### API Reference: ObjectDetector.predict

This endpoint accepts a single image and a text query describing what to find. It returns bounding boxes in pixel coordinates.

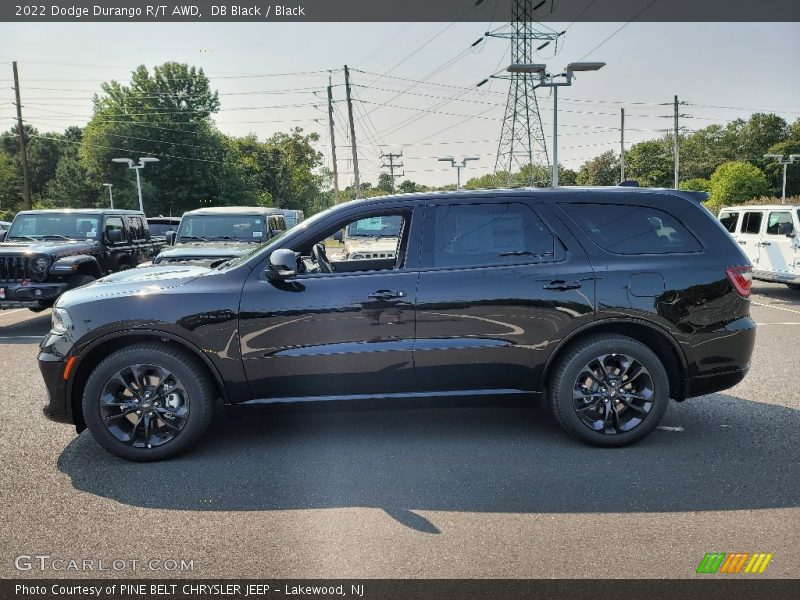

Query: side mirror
[266,248,297,280]
[0,231,6,242]
[106,229,123,243]
[165,231,177,245]
[778,222,794,236]
[333,230,343,243]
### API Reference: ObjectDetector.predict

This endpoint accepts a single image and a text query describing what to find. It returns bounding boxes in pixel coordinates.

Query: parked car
[330,214,402,260]
[718,205,799,290]
[1,209,164,311]
[280,209,305,229]
[146,216,182,238]
[40,187,755,461]
[152,207,286,266]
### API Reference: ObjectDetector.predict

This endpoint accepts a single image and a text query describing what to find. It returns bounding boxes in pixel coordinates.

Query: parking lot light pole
[764,154,800,204]
[112,157,160,214]
[102,183,114,209]
[438,157,480,190]
[507,62,605,188]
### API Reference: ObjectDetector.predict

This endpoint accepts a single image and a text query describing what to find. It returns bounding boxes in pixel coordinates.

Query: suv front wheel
[549,334,670,447]
[82,344,215,461]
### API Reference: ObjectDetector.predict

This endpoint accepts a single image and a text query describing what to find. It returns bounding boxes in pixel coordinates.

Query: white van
[718,205,800,290]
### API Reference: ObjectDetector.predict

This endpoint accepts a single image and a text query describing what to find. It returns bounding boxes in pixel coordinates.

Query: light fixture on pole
[102,183,114,209]
[764,154,800,204]
[112,157,160,213]
[438,157,480,190]
[507,61,605,187]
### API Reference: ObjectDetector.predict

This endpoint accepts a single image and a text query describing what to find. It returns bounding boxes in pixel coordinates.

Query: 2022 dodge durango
[39,187,756,461]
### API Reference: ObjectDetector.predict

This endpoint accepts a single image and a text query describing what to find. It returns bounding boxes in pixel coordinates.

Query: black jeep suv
[39,188,756,461]
[1,209,163,311]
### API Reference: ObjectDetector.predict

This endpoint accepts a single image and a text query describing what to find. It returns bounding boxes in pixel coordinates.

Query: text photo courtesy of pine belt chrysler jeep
[0,209,163,311]
[38,188,755,461]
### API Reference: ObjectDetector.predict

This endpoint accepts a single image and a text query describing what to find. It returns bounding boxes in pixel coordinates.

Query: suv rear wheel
[549,334,670,447]
[82,344,215,461]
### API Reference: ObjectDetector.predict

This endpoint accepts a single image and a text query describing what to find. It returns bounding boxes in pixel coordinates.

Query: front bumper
[38,336,74,426]
[0,281,67,306]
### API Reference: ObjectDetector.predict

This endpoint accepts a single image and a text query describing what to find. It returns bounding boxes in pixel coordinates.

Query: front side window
[766,212,793,235]
[560,203,702,254]
[8,214,100,240]
[424,203,556,268]
[719,211,739,233]
[741,212,763,235]
[178,215,267,241]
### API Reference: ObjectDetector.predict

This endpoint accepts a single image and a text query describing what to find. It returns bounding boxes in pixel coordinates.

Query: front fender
[50,255,102,277]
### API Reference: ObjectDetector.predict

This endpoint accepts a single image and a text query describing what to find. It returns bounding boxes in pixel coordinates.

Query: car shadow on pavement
[58,393,800,532]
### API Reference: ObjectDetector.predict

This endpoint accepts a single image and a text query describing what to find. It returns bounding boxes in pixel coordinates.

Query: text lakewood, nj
[18,4,308,19]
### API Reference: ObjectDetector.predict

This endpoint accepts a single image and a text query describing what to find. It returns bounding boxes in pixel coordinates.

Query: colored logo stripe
[697,553,773,574]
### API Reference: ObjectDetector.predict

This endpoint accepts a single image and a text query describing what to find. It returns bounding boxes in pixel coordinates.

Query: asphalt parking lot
[1,282,798,579]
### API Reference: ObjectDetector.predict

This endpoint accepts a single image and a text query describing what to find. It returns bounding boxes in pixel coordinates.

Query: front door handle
[368,290,406,300]
[543,280,582,291]
[760,241,772,246]
[737,240,747,245]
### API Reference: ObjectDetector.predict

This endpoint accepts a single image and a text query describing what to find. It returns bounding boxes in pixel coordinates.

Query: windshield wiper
[178,235,208,242]
[210,236,242,241]
[41,234,71,240]
[7,235,37,241]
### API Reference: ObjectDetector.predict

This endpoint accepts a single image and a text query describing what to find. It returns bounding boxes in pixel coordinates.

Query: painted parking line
[0,335,43,340]
[0,309,27,318]
[752,302,800,316]
[755,322,800,325]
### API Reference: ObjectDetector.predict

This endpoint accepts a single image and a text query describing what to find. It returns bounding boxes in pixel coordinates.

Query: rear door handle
[737,241,747,245]
[368,290,406,300]
[760,241,771,246]
[543,280,582,291]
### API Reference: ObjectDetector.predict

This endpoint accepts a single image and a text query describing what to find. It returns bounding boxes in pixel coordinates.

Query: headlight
[50,307,73,335]
[30,255,50,273]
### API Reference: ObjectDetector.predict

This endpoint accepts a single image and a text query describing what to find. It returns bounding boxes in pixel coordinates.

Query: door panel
[737,210,764,266]
[413,200,595,394]
[762,211,795,274]
[239,270,417,399]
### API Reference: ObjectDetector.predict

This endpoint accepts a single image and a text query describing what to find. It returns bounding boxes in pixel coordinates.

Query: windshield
[347,215,402,238]
[148,221,179,237]
[7,213,100,240]
[177,215,267,241]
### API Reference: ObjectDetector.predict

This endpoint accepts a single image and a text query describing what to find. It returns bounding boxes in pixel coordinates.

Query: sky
[0,21,798,188]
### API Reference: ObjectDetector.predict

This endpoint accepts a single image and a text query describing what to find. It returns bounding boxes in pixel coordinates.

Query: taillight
[726,266,752,298]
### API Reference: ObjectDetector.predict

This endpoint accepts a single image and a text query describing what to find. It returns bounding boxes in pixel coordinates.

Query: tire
[82,343,215,461]
[786,283,800,291]
[549,334,670,447]
[66,274,96,290]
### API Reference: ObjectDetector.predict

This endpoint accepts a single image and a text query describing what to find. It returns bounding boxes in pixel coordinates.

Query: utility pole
[620,108,626,182]
[326,77,340,204]
[380,152,404,193]
[343,65,361,199]
[673,95,680,189]
[12,61,32,210]
[103,183,114,209]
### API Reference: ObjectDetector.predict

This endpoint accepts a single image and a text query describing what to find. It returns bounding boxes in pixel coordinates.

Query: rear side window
[424,202,556,268]
[560,203,702,254]
[766,212,792,235]
[719,212,739,233]
[741,212,763,234]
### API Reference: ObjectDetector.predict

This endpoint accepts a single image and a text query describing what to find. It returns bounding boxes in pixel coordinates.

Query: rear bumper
[683,316,756,399]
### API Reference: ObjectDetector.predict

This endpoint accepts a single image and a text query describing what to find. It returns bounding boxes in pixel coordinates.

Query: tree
[576,151,620,186]
[46,128,101,208]
[398,179,420,194]
[625,139,672,187]
[377,173,394,194]
[80,62,226,216]
[0,149,20,219]
[708,161,769,213]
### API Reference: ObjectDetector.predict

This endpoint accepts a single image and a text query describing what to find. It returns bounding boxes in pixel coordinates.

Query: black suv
[152,206,286,266]
[1,209,163,311]
[39,188,756,461]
